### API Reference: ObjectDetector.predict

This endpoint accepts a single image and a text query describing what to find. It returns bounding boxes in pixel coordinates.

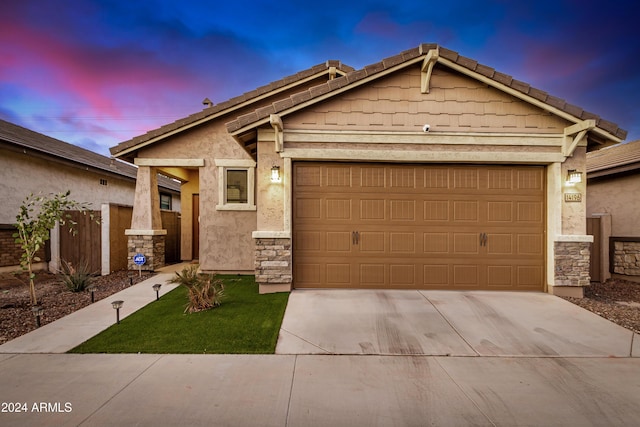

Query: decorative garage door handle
[352,231,360,245]
[480,233,488,247]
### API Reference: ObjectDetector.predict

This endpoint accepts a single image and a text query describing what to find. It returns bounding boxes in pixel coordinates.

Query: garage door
[293,162,545,291]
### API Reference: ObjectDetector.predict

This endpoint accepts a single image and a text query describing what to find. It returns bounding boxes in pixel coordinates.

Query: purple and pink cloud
[1,0,638,155]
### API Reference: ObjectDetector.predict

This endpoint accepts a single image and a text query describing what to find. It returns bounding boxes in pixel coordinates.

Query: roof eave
[111,67,349,159]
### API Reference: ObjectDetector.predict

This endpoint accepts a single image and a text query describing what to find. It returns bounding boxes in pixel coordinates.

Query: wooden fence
[59,205,181,274]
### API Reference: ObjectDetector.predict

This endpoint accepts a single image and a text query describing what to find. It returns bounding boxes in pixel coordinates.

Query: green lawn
[69,275,290,354]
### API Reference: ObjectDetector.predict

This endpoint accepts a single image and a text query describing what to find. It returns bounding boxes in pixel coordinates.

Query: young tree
[13,191,94,306]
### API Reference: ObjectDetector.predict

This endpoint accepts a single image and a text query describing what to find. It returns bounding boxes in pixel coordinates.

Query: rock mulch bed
[0,270,154,345]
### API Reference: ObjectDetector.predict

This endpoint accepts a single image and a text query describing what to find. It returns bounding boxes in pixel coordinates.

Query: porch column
[125,165,166,271]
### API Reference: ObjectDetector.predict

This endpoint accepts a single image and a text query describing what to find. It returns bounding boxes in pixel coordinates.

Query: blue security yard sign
[133,253,146,265]
[133,253,146,279]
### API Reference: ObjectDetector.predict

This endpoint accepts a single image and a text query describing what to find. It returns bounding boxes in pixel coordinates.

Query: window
[160,193,172,210]
[216,159,256,210]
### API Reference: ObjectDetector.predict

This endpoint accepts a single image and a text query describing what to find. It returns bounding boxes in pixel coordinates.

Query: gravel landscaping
[1,271,639,346]
[0,270,154,345]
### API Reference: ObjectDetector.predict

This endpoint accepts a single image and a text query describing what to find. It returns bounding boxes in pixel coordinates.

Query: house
[110,43,627,297]
[587,139,640,281]
[0,119,181,274]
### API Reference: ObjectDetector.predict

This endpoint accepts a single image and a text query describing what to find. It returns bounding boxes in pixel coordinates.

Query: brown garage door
[293,162,545,291]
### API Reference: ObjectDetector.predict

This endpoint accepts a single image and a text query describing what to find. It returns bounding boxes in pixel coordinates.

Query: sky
[1,0,639,157]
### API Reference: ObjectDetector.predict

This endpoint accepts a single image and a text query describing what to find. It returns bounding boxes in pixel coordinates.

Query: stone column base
[554,240,590,288]
[127,233,166,271]
[255,237,292,293]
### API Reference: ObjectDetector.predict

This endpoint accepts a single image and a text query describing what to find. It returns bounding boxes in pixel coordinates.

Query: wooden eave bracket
[421,48,440,94]
[563,119,596,157]
[270,114,284,152]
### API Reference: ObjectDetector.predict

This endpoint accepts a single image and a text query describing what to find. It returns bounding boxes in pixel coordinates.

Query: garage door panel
[453,201,479,222]
[360,264,386,286]
[295,197,321,219]
[423,265,449,286]
[390,233,416,253]
[359,232,385,252]
[360,199,385,220]
[293,163,545,291]
[453,233,480,254]
[390,264,415,286]
[486,233,513,255]
[423,200,450,221]
[326,199,352,220]
[390,200,416,221]
[453,265,480,287]
[424,233,449,253]
[326,232,352,252]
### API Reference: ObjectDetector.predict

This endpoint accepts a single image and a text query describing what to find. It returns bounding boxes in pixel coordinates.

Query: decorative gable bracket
[270,114,284,152]
[563,119,596,157]
[421,48,440,94]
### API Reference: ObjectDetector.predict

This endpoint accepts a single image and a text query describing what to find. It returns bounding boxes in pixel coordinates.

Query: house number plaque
[564,193,582,202]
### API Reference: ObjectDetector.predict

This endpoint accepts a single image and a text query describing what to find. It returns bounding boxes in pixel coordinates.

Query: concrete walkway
[1,284,640,426]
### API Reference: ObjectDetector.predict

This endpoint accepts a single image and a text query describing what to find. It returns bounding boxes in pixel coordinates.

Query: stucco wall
[0,148,136,224]
[137,123,257,272]
[587,173,640,236]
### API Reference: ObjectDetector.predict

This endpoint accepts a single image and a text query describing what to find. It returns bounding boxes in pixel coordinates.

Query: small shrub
[169,265,224,313]
[59,259,93,292]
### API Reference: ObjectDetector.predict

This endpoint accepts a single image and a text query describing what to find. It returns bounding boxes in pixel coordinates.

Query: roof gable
[110,60,354,159]
[226,44,626,145]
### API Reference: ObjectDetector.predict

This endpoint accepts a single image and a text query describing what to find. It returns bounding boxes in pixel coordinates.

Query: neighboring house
[0,119,181,274]
[110,43,627,297]
[587,139,640,281]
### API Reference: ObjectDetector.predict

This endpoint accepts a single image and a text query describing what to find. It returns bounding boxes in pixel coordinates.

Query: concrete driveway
[276,290,639,357]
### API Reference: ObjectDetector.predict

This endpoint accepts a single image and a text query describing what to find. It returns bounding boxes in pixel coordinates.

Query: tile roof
[110,60,354,156]
[0,119,180,192]
[226,43,627,141]
[587,139,640,178]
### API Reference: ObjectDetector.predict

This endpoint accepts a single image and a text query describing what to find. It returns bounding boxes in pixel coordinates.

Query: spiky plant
[169,265,224,313]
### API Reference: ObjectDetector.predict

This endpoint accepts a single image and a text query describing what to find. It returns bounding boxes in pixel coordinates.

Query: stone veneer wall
[554,241,591,287]
[127,235,165,271]
[613,240,640,276]
[255,238,292,286]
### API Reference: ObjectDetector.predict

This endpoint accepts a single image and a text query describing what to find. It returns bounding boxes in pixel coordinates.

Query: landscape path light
[111,300,124,324]
[152,283,162,301]
[32,305,43,328]
[87,284,96,303]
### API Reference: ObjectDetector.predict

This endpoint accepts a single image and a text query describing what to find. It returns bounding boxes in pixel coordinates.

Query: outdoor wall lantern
[152,283,162,301]
[87,284,96,303]
[111,300,124,324]
[566,169,583,185]
[271,165,282,183]
[32,305,43,328]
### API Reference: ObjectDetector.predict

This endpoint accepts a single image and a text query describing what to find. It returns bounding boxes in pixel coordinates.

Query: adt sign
[133,253,146,266]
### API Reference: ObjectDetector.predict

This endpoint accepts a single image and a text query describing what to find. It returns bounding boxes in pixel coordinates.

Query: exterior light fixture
[32,305,43,328]
[128,272,134,286]
[271,165,281,183]
[111,300,124,324]
[566,170,583,185]
[152,283,162,301]
[87,284,96,303]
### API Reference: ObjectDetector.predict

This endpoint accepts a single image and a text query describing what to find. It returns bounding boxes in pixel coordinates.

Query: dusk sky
[1,0,638,156]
